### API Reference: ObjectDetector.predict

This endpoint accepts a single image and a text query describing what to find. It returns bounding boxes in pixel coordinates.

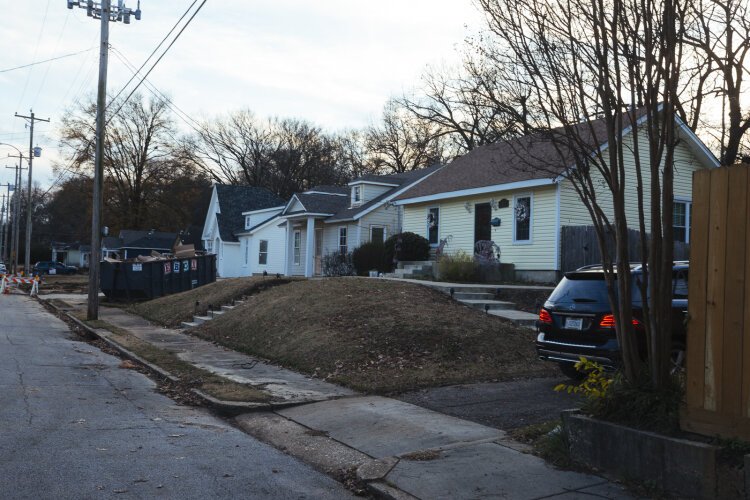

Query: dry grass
[192,277,554,393]
[75,312,270,403]
[128,276,295,327]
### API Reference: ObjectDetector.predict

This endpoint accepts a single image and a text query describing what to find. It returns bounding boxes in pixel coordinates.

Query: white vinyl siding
[558,129,708,231]
[402,185,558,271]
[357,205,400,245]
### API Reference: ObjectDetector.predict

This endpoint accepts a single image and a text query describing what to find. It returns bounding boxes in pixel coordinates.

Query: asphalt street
[0,294,351,499]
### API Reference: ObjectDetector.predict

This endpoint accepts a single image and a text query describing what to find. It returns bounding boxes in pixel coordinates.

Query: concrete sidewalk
[43,294,633,499]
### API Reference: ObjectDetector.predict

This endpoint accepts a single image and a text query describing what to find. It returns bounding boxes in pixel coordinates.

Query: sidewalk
[44,293,633,499]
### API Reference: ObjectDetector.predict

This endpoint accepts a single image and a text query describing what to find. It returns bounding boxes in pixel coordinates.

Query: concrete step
[459,300,515,311]
[192,315,212,325]
[210,310,225,318]
[221,304,236,312]
[397,261,434,268]
[180,321,199,329]
[488,309,539,327]
[453,292,496,300]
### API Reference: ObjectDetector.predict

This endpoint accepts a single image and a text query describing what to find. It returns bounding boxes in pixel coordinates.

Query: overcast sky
[0,0,482,189]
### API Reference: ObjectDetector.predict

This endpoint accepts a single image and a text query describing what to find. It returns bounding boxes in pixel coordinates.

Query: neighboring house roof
[306,185,349,195]
[214,185,285,243]
[289,192,350,215]
[119,230,178,250]
[394,111,718,204]
[236,214,281,235]
[327,165,443,222]
[102,236,124,249]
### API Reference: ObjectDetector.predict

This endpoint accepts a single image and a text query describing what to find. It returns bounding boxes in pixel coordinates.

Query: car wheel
[559,362,585,381]
[670,341,686,376]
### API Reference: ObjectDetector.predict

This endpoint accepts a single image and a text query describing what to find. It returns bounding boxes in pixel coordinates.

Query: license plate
[565,317,583,330]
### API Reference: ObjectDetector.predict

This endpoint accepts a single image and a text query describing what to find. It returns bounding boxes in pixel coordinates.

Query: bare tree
[682,0,750,165]
[399,59,534,155]
[476,0,684,387]
[366,99,447,174]
[59,94,177,229]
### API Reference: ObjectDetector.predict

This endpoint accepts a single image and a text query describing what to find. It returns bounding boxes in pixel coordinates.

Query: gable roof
[214,185,284,242]
[394,111,719,204]
[284,192,349,216]
[327,165,443,222]
[119,230,178,251]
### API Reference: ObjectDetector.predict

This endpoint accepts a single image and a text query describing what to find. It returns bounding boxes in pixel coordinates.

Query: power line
[106,0,207,124]
[107,0,200,107]
[0,47,96,74]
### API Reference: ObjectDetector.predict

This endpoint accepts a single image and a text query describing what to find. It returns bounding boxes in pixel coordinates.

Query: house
[201,184,284,277]
[118,230,180,259]
[392,115,720,282]
[50,242,90,268]
[280,167,441,277]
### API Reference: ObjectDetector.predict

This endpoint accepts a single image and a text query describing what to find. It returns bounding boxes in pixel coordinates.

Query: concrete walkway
[42,293,633,499]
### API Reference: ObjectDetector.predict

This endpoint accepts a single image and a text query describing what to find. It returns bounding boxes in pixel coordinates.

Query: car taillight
[539,309,552,324]
[598,314,641,328]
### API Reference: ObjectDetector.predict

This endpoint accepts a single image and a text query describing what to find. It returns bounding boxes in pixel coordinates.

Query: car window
[673,269,688,299]
[548,276,611,305]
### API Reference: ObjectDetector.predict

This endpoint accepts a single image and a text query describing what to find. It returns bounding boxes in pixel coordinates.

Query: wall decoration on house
[464,201,472,213]
[490,198,498,210]
[427,212,437,228]
[515,199,529,222]
[491,217,502,227]
[498,198,510,209]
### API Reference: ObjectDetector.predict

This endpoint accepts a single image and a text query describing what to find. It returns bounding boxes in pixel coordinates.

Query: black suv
[535,262,688,379]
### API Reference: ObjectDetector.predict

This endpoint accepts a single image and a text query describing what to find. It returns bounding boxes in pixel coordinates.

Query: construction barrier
[0,275,40,297]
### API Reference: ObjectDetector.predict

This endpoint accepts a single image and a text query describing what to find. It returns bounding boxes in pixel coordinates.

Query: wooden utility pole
[69,0,141,320]
[15,111,49,275]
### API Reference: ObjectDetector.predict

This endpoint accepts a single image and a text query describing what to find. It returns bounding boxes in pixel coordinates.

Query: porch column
[304,217,315,277]
[284,220,292,276]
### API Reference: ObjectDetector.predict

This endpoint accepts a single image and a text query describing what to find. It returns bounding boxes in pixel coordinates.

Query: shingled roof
[214,185,284,242]
[393,113,645,202]
[285,192,349,216]
[328,165,442,222]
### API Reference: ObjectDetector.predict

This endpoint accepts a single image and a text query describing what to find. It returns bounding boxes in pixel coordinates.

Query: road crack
[14,357,33,426]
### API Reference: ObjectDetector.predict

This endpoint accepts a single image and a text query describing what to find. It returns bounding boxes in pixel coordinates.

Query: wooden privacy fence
[682,165,750,439]
[560,225,690,273]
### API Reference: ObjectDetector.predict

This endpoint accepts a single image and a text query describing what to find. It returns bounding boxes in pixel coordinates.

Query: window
[245,216,251,229]
[513,195,532,243]
[353,186,362,204]
[244,240,249,265]
[293,231,301,265]
[673,201,691,243]
[371,226,385,244]
[427,207,439,245]
[206,240,212,252]
[259,240,268,265]
[339,226,348,254]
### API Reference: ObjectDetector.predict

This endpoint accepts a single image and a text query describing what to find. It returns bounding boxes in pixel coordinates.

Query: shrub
[322,251,355,276]
[438,250,478,282]
[352,241,388,276]
[384,232,430,269]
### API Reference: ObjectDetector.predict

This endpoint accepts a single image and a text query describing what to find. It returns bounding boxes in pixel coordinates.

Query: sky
[0,0,483,191]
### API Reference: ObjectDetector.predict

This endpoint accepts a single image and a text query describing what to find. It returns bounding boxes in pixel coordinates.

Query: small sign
[190,259,197,271]
[182,260,189,272]
[173,261,180,273]
[49,268,57,275]
[191,279,198,288]
[132,263,143,272]
[164,262,171,274]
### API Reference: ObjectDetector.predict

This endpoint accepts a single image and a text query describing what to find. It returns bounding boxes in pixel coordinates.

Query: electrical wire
[107,0,200,107]
[106,0,207,124]
[0,47,96,74]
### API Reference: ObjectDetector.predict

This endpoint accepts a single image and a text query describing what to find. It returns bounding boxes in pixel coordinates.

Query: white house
[201,184,284,277]
[235,205,286,276]
[281,167,441,277]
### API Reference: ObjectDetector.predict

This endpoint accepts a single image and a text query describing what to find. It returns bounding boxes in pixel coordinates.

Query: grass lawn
[191,277,554,393]
[128,276,293,327]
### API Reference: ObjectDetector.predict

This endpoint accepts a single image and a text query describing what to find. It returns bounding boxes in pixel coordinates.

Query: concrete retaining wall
[562,411,722,499]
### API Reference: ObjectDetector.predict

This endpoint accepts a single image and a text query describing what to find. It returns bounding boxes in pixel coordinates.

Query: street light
[69,0,142,320]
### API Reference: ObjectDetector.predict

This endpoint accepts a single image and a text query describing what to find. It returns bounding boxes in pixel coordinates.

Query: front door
[474,203,492,245]
[314,228,323,275]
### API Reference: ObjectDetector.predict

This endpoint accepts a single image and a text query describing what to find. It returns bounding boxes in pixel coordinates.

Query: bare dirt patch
[38,274,89,294]
[191,277,554,393]
[128,276,295,327]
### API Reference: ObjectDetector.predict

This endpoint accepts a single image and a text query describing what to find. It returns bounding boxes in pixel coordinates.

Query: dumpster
[100,254,216,300]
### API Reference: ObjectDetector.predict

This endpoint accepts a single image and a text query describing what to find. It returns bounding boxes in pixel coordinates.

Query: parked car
[33,261,77,275]
[535,262,688,379]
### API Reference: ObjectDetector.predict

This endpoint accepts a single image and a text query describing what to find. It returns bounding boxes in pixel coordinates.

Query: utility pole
[69,0,142,320]
[6,158,27,275]
[15,111,49,275]
[0,191,6,263]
